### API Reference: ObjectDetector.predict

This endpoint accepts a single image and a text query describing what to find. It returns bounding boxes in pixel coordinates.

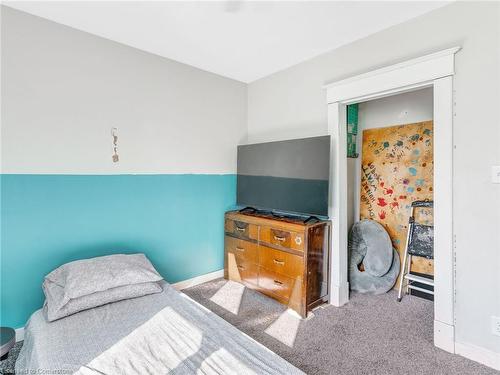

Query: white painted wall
[248,1,500,357]
[346,88,433,230]
[357,88,433,130]
[1,6,247,175]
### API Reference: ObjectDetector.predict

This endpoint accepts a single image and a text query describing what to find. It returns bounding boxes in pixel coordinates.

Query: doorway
[349,88,434,299]
[324,47,460,353]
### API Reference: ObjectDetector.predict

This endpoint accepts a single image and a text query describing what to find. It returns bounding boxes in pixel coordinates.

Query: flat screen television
[237,135,330,217]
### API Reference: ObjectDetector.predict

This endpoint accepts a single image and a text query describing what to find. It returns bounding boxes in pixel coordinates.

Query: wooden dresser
[224,211,330,318]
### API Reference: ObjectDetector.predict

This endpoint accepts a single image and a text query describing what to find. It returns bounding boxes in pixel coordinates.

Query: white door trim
[324,46,461,353]
[324,47,460,103]
[327,102,350,306]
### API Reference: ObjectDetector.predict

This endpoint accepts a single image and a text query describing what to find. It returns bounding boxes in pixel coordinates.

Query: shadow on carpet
[183,278,498,375]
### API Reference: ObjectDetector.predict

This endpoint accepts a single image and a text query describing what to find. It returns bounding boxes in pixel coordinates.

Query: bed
[16,258,303,374]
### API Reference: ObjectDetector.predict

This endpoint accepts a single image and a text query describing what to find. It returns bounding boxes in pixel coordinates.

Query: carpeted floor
[2,278,497,375]
[183,278,498,375]
[0,341,22,374]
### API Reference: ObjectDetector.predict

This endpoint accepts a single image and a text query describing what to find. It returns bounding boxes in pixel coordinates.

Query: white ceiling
[5,1,449,83]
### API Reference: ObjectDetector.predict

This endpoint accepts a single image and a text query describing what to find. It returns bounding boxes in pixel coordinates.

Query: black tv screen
[237,135,330,217]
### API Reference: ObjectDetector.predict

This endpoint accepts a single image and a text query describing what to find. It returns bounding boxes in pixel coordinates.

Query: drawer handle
[273,259,285,266]
[237,265,245,270]
[235,247,245,252]
[273,235,286,242]
[273,280,283,286]
[235,226,246,232]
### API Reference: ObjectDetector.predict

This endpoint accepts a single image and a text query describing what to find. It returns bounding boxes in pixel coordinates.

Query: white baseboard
[455,341,500,371]
[15,327,24,342]
[172,269,224,291]
[329,282,349,307]
[434,320,455,353]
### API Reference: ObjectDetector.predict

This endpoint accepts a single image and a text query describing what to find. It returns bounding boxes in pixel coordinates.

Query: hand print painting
[360,121,434,277]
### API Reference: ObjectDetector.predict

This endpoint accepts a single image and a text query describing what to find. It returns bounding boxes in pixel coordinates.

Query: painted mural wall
[359,121,434,277]
[348,88,433,231]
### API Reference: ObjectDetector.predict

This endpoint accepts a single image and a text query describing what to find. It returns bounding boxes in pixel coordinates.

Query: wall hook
[111,127,119,163]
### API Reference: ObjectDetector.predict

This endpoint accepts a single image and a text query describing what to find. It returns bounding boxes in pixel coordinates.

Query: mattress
[16,281,303,374]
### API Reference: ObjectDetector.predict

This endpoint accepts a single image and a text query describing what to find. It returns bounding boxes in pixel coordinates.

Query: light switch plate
[492,166,500,184]
[492,316,500,336]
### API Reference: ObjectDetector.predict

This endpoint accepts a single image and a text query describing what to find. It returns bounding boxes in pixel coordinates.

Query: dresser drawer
[259,245,304,279]
[260,226,304,251]
[225,236,258,263]
[225,219,258,240]
[258,268,295,301]
[226,253,258,285]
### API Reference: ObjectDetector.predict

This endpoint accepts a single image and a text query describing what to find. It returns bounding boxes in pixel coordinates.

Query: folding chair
[397,200,434,302]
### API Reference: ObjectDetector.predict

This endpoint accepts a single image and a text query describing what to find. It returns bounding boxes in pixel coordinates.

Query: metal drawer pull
[273,259,285,266]
[235,226,246,232]
[273,235,286,242]
[273,280,283,286]
[237,265,245,270]
[235,247,245,252]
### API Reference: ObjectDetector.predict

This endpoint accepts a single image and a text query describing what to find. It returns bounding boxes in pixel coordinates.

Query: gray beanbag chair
[349,219,400,295]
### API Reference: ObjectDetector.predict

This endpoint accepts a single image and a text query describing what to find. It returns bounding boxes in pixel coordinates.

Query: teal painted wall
[0,174,236,328]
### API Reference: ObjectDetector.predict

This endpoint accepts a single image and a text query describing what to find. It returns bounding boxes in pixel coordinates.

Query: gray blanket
[16,281,303,375]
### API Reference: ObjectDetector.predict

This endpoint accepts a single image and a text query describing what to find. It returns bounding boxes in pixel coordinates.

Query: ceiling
[5,1,449,83]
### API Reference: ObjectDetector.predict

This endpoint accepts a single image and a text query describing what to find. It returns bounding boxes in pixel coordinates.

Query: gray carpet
[183,278,498,375]
[0,341,22,374]
[2,279,497,375]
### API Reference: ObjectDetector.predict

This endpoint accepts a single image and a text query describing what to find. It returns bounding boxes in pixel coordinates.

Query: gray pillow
[45,253,163,304]
[348,220,400,295]
[42,253,164,321]
[350,219,393,277]
[43,279,163,322]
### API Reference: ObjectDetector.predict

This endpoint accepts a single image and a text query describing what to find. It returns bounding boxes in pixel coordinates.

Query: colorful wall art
[360,121,434,278]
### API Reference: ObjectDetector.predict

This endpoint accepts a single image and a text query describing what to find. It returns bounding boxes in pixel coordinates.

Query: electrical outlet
[492,316,500,337]
[492,166,500,184]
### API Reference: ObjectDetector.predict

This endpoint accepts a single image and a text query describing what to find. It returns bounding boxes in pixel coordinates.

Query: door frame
[324,47,460,353]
